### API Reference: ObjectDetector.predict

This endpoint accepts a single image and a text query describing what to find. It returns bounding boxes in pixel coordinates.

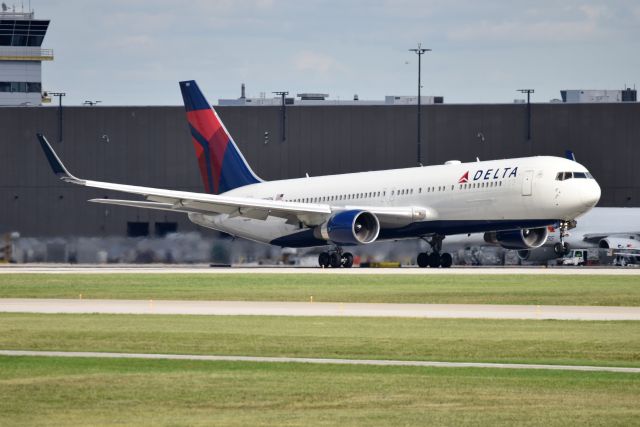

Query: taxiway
[0,265,639,275]
[2,298,639,320]
[1,350,637,373]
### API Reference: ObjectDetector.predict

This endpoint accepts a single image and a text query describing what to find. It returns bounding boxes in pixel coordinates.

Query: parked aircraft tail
[179,80,262,194]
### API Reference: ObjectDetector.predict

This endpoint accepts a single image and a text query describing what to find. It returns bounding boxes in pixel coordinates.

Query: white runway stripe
[2,298,640,320]
[1,350,638,373]
[1,265,639,275]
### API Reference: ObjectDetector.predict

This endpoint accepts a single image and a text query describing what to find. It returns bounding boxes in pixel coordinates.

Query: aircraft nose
[582,179,601,208]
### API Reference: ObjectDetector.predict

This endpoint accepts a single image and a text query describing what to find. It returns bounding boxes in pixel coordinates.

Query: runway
[2,298,639,320]
[1,350,637,373]
[1,264,639,275]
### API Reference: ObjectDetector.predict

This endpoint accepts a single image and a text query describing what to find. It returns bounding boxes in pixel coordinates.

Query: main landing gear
[417,235,452,268]
[554,220,577,257]
[318,248,354,268]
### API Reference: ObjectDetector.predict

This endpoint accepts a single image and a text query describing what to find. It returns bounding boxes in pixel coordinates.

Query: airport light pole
[273,91,288,142]
[518,89,534,141]
[49,92,66,143]
[409,43,431,166]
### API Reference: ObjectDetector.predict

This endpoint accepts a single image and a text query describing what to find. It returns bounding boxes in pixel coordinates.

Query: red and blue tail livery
[179,80,261,194]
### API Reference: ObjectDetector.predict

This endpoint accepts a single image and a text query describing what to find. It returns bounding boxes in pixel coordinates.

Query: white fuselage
[188,156,601,247]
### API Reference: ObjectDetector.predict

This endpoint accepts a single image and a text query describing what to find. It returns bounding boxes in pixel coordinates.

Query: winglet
[36,133,83,183]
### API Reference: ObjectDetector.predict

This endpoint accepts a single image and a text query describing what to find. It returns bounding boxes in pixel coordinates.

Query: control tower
[0,5,52,106]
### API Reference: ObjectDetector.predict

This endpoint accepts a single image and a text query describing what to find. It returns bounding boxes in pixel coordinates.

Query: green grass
[1,356,639,426]
[2,313,639,367]
[1,273,640,305]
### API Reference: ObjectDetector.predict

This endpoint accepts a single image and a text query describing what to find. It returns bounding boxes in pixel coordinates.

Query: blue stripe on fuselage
[270,219,558,248]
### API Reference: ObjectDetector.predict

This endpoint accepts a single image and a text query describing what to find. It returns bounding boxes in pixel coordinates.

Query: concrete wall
[1,102,638,237]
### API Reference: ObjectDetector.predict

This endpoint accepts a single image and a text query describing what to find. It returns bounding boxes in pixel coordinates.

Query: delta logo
[458,167,518,183]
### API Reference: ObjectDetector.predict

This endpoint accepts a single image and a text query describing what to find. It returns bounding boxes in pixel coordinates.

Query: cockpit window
[556,171,593,181]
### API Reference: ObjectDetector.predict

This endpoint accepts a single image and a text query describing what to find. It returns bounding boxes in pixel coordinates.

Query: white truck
[558,249,598,266]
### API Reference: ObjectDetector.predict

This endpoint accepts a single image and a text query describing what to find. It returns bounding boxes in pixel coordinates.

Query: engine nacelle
[315,210,380,245]
[484,227,549,250]
[599,237,639,250]
[517,246,559,263]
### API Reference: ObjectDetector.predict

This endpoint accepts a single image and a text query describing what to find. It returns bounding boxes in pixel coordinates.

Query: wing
[582,233,640,244]
[37,134,434,227]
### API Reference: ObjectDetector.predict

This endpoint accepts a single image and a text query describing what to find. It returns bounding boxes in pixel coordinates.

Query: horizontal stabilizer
[89,199,174,210]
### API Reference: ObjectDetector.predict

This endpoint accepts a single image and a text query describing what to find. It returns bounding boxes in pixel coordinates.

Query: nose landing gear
[554,220,577,256]
[417,235,452,268]
[318,248,354,268]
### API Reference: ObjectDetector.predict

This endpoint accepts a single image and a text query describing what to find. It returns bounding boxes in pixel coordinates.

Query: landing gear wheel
[329,252,342,268]
[440,252,453,268]
[428,252,441,268]
[318,252,330,268]
[342,252,354,268]
[554,242,569,256]
[417,252,429,268]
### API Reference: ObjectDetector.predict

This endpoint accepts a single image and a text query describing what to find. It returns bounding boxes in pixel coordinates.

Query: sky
[25,0,640,105]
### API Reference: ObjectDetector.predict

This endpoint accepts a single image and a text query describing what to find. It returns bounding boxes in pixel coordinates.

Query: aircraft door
[522,170,533,196]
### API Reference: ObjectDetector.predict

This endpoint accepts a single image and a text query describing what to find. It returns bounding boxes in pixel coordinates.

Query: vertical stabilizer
[179,80,262,194]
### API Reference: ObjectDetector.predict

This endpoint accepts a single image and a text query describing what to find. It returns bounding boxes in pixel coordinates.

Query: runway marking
[2,298,640,320]
[1,350,638,373]
[1,265,639,275]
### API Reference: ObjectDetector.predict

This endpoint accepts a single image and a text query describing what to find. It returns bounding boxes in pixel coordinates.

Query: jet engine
[484,227,549,250]
[315,210,380,245]
[517,246,559,263]
[598,237,639,250]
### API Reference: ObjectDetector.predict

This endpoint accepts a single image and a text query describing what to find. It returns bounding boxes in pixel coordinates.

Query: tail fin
[179,80,262,194]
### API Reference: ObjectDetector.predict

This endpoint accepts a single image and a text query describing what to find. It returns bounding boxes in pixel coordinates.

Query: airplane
[36,80,602,268]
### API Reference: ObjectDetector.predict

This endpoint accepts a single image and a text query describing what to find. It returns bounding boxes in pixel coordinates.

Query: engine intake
[599,237,638,249]
[484,227,549,250]
[316,210,380,245]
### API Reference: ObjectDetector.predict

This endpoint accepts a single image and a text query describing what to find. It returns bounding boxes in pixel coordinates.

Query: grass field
[2,274,639,425]
[2,313,639,367]
[1,356,639,426]
[1,273,640,305]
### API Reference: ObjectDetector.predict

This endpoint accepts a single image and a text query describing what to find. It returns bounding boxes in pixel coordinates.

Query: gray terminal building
[1,100,639,238]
